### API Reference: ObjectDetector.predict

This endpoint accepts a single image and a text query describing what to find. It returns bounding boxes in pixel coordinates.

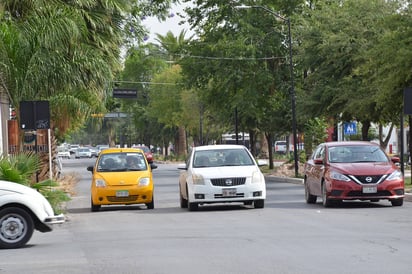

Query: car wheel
[0,207,34,249]
[188,202,198,211]
[390,198,403,207]
[179,186,188,208]
[254,199,265,209]
[304,179,317,204]
[321,182,332,208]
[146,195,154,209]
[91,199,101,212]
[186,185,198,211]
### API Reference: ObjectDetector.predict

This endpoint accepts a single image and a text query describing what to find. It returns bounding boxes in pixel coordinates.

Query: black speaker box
[19,101,50,130]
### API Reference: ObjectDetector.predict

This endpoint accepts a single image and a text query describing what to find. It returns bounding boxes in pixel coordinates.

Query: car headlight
[139,177,150,186]
[251,171,263,184]
[192,174,205,185]
[387,170,403,181]
[95,179,106,187]
[330,171,351,182]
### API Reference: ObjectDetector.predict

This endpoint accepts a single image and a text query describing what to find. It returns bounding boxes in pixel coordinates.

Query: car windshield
[193,148,254,168]
[328,145,389,163]
[97,152,147,171]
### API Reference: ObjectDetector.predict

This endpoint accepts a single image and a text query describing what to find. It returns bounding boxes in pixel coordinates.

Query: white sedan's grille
[210,177,246,186]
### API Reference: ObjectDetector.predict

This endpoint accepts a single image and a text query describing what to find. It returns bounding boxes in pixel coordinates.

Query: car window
[313,145,325,160]
[97,152,147,171]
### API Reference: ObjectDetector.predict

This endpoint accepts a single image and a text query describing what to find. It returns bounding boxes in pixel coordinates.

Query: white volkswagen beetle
[0,181,65,249]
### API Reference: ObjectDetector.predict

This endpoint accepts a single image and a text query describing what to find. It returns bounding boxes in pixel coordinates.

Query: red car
[304,141,404,207]
[134,146,154,163]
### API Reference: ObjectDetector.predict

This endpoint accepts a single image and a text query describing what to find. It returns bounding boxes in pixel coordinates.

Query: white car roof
[192,144,248,151]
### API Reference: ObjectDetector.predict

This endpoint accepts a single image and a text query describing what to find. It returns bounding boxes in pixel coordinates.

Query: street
[1,158,412,274]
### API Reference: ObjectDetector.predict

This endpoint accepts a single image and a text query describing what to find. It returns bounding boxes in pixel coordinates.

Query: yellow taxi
[87,148,157,211]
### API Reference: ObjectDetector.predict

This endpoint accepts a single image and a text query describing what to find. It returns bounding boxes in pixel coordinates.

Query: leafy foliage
[0,152,70,213]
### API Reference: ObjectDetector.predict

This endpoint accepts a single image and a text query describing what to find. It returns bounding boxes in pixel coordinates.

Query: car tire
[179,186,188,208]
[91,199,101,212]
[188,202,198,211]
[254,199,265,209]
[321,182,332,208]
[0,207,34,249]
[186,185,198,211]
[390,198,403,207]
[146,195,154,209]
[305,180,317,204]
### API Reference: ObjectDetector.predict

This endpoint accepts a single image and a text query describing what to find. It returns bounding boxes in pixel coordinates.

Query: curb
[264,175,412,202]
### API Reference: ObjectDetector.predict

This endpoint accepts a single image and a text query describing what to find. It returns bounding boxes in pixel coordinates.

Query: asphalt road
[1,158,411,274]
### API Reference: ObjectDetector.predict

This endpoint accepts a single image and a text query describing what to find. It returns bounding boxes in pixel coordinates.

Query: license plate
[222,188,237,197]
[116,190,129,197]
[362,186,377,193]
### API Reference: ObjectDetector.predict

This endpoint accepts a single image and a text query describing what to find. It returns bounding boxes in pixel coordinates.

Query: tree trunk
[265,132,274,169]
[177,126,187,157]
[361,120,371,141]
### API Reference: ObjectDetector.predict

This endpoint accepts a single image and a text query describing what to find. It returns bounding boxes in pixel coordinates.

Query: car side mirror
[313,158,324,165]
[87,166,94,172]
[150,163,158,170]
[256,159,268,167]
[177,163,188,170]
[391,156,400,163]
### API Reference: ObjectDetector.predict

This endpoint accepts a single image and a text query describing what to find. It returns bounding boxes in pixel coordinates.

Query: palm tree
[0,1,125,179]
[155,30,192,156]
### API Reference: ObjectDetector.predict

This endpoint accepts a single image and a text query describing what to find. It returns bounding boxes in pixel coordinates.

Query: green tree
[180,0,302,169]
[0,0,177,177]
[296,0,403,141]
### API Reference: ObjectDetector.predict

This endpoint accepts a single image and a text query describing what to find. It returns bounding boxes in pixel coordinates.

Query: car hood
[194,165,261,178]
[330,162,397,175]
[96,171,151,186]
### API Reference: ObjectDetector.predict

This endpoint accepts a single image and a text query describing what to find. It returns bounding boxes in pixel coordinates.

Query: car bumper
[92,186,153,205]
[327,180,404,200]
[188,184,266,203]
[37,214,65,232]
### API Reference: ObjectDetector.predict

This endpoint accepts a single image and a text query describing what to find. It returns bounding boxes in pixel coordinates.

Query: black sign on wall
[113,88,138,99]
[404,87,412,115]
[20,101,50,130]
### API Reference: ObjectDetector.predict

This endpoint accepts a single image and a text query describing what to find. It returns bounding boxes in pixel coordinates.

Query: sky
[142,2,194,44]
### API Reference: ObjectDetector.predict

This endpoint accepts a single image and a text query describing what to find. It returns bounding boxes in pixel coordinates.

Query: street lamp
[235,5,299,177]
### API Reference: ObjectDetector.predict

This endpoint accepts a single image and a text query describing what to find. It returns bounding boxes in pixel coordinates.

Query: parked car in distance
[274,141,287,154]
[68,144,80,155]
[178,144,266,211]
[86,146,98,157]
[87,148,158,212]
[133,145,154,163]
[57,146,70,159]
[96,145,109,155]
[304,141,404,207]
[75,147,92,159]
[0,181,65,249]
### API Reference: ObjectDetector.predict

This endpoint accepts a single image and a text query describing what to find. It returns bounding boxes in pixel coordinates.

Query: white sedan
[178,144,266,211]
[0,181,65,248]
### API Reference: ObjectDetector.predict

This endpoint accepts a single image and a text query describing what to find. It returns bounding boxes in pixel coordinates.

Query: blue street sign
[344,122,357,135]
